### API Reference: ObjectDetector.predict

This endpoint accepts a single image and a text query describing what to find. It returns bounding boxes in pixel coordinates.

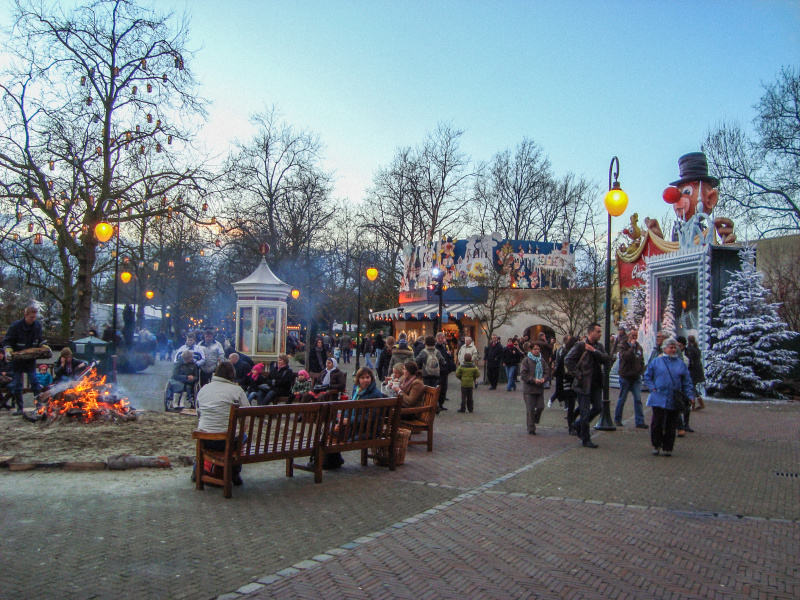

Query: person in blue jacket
[643,337,695,457]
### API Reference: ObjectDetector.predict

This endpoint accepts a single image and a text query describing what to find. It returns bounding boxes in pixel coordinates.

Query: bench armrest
[192,431,228,441]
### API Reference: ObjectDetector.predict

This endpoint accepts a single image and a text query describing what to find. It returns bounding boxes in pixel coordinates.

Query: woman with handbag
[643,337,695,457]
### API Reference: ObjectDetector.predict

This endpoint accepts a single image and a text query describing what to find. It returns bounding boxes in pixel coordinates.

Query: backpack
[423,348,440,377]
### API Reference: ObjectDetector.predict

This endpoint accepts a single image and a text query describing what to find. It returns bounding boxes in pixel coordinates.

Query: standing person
[412,336,425,357]
[199,329,225,387]
[373,333,385,369]
[536,332,553,368]
[193,361,250,486]
[457,336,478,367]
[643,337,695,457]
[307,338,328,380]
[339,334,352,364]
[519,342,551,434]
[502,338,524,392]
[415,335,445,388]
[435,332,455,411]
[675,336,695,435]
[483,334,504,390]
[173,332,206,370]
[614,329,648,428]
[2,306,45,415]
[648,331,668,364]
[552,336,579,433]
[377,336,394,382]
[388,337,414,372]
[686,335,706,411]
[564,323,610,449]
[362,336,375,369]
[454,353,480,413]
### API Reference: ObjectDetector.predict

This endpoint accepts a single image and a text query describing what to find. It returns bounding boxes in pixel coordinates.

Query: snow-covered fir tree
[706,245,799,398]
[620,281,648,332]
[660,285,677,338]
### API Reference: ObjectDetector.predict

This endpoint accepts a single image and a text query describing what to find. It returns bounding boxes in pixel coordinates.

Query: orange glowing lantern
[120,271,132,283]
[366,266,379,281]
[145,290,154,300]
[604,182,628,217]
[94,221,114,242]
[291,289,300,300]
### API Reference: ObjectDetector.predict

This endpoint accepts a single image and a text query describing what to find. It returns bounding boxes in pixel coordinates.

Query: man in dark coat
[483,334,504,390]
[614,329,647,428]
[228,353,253,390]
[2,306,45,415]
[435,332,455,410]
[564,323,610,448]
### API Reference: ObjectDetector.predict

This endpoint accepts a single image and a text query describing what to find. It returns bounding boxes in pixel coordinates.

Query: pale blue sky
[13,1,800,232]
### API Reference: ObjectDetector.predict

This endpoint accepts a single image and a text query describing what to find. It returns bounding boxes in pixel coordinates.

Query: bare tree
[703,67,800,237]
[0,0,212,335]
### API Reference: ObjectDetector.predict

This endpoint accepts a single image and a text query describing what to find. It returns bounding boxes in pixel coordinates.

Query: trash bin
[71,336,111,374]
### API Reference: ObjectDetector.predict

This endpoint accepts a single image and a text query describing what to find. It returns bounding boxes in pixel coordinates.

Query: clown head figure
[662,152,720,221]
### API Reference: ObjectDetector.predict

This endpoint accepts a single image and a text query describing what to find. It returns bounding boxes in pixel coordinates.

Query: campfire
[31,368,136,424]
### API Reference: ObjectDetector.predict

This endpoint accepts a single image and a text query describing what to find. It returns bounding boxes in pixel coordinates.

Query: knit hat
[398,339,408,349]
[298,369,309,379]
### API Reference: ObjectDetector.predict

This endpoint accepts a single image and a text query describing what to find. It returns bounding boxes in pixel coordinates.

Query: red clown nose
[662,186,680,204]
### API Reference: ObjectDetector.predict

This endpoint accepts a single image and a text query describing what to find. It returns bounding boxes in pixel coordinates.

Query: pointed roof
[232,258,292,298]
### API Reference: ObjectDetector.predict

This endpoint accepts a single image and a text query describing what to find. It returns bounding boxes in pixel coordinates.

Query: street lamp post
[355,255,378,372]
[95,205,121,382]
[595,156,629,431]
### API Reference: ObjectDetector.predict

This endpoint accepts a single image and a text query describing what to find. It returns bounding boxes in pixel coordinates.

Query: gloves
[4,347,12,360]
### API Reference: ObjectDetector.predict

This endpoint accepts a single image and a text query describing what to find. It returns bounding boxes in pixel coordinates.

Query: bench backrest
[227,402,328,464]
[324,397,402,453]
[418,386,440,425]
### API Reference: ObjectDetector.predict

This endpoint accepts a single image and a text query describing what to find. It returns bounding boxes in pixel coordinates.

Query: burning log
[35,368,136,424]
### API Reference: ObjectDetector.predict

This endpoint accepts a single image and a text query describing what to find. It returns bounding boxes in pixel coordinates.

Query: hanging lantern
[291,289,300,300]
[156,143,161,153]
[86,96,92,106]
[89,67,95,78]
[49,160,55,171]
[145,290,154,300]
[366,266,379,281]
[139,146,145,155]
[131,85,137,95]
[80,75,86,86]
[215,239,221,248]
[168,260,174,268]
[81,225,89,235]
[147,83,152,93]
[55,218,62,226]
[161,196,167,207]
[167,135,173,145]
[28,223,34,232]
[184,256,191,263]
[16,211,22,220]
[202,202,208,211]
[45,200,53,210]
[48,180,54,190]
[152,261,159,271]
[113,67,120,76]
[94,221,114,242]
[96,146,102,156]
[135,125,140,133]
[120,271,132,284]
[111,250,117,258]
[146,114,152,123]
[162,73,168,83]
[137,261,144,267]
[126,131,132,141]
[127,207,132,217]
[604,181,629,217]
[141,58,147,70]
[210,216,216,224]
[34,233,42,245]
[154,215,161,222]
[166,210,172,221]
[199,249,205,256]
[12,233,18,241]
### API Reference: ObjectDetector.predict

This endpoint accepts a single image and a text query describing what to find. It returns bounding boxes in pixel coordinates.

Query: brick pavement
[1,361,798,599]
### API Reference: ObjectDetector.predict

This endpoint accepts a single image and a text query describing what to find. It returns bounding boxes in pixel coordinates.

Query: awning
[370,302,478,321]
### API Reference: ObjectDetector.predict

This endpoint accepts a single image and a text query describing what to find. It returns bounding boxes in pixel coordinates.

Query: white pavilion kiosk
[232,253,292,363]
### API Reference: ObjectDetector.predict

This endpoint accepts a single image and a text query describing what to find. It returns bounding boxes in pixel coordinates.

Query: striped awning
[369,302,478,321]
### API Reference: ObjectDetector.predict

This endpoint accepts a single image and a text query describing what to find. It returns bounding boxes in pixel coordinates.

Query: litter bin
[71,336,111,374]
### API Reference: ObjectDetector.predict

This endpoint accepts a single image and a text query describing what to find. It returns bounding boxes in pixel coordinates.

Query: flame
[37,368,131,423]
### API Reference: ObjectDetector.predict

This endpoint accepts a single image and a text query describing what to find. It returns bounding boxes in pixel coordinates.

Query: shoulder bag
[663,358,692,412]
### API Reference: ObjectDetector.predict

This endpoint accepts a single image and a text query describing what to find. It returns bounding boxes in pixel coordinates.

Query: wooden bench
[318,397,403,472]
[193,396,403,498]
[400,385,440,452]
[193,401,329,498]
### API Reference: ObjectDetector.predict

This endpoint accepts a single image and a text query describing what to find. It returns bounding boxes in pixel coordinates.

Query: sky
[10,0,800,236]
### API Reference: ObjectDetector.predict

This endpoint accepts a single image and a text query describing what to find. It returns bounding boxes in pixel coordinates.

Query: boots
[12,393,24,415]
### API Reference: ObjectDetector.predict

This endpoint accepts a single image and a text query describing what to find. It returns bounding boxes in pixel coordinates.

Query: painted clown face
[667,181,719,221]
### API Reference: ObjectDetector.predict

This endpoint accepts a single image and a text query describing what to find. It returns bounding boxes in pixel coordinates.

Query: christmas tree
[660,285,677,338]
[706,245,799,398]
[620,280,648,332]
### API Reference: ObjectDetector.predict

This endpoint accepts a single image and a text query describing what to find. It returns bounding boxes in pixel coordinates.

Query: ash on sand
[0,411,197,463]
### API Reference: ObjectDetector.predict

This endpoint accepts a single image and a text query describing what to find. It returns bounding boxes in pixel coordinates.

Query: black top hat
[669,152,719,188]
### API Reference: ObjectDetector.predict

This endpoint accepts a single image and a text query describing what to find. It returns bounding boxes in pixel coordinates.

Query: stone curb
[2,456,173,471]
